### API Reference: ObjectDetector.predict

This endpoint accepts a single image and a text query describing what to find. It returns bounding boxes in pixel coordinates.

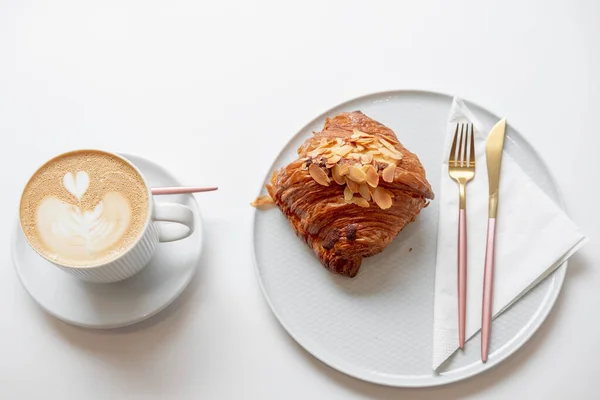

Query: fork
[448,123,475,349]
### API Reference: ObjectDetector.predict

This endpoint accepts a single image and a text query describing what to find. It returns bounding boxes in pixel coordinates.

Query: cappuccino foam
[20,150,149,267]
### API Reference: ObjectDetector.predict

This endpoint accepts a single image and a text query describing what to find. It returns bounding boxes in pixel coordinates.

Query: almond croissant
[261,111,434,277]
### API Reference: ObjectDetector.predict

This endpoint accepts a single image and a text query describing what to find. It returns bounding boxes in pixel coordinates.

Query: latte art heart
[63,171,90,200]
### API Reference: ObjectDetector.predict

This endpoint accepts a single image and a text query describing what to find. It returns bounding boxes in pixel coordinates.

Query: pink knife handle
[458,209,467,349]
[481,218,497,363]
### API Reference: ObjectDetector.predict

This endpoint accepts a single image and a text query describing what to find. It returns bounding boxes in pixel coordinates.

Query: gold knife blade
[486,118,507,218]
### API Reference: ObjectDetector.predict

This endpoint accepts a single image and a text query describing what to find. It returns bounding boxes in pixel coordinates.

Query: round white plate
[12,153,203,329]
[252,90,566,387]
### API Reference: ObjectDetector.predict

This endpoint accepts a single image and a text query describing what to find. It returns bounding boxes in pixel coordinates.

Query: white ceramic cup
[20,150,195,283]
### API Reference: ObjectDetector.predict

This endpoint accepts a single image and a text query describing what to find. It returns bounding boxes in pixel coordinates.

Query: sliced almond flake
[378,146,402,160]
[356,137,375,145]
[348,166,367,183]
[360,164,370,173]
[356,145,365,151]
[373,187,393,209]
[352,128,374,138]
[360,153,373,164]
[308,164,330,186]
[345,177,360,193]
[307,148,326,158]
[365,165,379,187]
[250,195,275,208]
[320,138,329,146]
[378,147,392,157]
[390,151,403,160]
[327,154,342,164]
[344,186,353,202]
[348,153,362,160]
[382,163,396,183]
[336,137,343,145]
[298,147,309,156]
[332,164,346,185]
[359,183,371,201]
[373,154,389,164]
[379,137,398,152]
[334,145,354,157]
[351,197,370,208]
[338,164,350,176]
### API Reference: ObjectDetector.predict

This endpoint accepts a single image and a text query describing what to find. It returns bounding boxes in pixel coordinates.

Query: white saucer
[12,153,203,329]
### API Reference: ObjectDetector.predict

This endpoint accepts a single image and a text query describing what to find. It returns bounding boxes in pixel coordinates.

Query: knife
[481,118,507,363]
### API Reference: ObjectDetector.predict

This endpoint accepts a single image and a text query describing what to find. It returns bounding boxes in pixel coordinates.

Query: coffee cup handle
[153,203,195,242]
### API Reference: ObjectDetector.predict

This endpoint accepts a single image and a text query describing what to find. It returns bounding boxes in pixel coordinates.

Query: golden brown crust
[266,111,433,277]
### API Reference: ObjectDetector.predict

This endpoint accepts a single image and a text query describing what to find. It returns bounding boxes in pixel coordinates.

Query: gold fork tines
[449,123,476,205]
[448,123,475,349]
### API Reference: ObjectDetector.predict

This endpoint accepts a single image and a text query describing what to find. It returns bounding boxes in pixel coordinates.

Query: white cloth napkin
[432,98,587,370]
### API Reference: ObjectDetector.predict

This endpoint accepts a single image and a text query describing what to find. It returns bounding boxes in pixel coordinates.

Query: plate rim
[12,152,204,329]
[251,89,568,387]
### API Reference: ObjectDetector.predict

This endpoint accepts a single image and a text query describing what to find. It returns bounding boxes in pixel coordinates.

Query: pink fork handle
[481,218,497,363]
[458,209,467,349]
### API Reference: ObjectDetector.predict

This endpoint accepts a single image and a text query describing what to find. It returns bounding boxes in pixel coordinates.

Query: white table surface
[1,1,598,398]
